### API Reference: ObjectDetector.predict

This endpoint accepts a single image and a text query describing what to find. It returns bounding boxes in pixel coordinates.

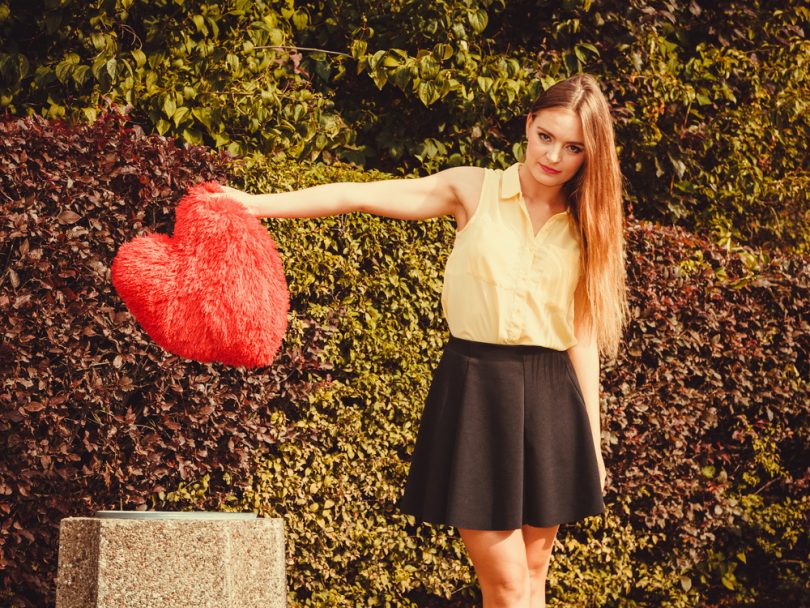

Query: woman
[216,73,629,608]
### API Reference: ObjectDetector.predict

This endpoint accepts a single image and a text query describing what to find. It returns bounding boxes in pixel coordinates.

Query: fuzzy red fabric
[111,181,289,368]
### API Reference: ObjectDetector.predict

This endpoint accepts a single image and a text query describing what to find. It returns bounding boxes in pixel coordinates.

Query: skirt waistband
[446,334,564,357]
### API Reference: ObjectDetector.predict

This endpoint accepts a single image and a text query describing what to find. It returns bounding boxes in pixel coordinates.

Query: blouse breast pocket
[463,232,521,287]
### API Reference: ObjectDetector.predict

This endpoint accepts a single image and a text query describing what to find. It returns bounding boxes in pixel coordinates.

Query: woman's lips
[539,163,561,175]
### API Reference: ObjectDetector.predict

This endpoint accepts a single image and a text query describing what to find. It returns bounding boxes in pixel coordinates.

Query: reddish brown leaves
[0,110,330,606]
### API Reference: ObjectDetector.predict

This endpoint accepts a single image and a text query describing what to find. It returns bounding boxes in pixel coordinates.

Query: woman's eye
[538,132,582,153]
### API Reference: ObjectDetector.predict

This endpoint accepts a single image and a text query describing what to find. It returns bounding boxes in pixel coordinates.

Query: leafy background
[2,0,806,250]
[1,1,807,607]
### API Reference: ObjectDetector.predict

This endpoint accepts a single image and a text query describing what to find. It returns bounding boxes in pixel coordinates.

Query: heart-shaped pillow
[111,181,289,369]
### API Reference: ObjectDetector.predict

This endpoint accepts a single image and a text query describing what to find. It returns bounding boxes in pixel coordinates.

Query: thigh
[521,523,560,571]
[457,527,528,583]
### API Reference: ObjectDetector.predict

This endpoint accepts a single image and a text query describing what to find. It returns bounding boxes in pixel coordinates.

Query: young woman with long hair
[215,72,629,608]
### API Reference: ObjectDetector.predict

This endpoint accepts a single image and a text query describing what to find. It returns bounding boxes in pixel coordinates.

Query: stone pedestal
[55,512,286,608]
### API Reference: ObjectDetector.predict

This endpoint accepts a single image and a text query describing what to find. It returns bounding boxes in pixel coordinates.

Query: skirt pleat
[397,334,605,530]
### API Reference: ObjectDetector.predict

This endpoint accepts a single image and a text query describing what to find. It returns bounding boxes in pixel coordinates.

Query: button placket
[508,248,531,342]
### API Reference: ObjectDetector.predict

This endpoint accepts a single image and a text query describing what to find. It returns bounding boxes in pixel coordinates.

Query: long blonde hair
[527,73,630,361]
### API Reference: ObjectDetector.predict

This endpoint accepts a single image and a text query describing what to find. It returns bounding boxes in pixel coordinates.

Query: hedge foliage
[1,107,808,606]
[1,0,808,605]
[1,0,807,252]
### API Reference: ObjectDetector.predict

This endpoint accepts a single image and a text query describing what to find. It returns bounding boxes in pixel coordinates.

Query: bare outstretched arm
[213,166,481,224]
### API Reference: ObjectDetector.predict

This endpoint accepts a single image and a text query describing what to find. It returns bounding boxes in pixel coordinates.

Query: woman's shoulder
[437,165,487,181]
[437,165,487,197]
[434,166,488,233]
[445,166,486,209]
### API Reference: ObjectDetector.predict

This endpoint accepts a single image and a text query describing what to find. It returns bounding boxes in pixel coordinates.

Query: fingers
[211,186,241,200]
[209,188,254,214]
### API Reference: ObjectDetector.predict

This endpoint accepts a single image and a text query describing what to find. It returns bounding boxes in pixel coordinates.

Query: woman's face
[523,107,587,188]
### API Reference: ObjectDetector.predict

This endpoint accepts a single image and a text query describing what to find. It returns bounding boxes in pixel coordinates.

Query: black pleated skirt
[397,334,605,530]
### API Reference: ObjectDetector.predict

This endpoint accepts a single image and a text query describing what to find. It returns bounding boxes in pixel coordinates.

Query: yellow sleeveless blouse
[441,162,581,350]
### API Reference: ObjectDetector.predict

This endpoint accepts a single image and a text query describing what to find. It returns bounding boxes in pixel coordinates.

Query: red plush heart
[111,181,289,369]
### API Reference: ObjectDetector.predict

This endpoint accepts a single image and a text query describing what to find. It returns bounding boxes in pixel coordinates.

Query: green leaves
[171,105,190,127]
[0,1,352,163]
[131,48,147,68]
[467,8,488,34]
[0,53,29,85]
[54,53,80,84]
[162,95,176,118]
[0,0,805,252]
[476,75,493,92]
[416,80,439,106]
[191,14,207,35]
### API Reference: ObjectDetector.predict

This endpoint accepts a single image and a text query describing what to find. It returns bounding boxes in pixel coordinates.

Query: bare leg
[457,527,531,608]
[521,523,560,608]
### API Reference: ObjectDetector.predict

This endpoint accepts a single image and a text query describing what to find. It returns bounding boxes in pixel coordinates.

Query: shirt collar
[499,162,522,201]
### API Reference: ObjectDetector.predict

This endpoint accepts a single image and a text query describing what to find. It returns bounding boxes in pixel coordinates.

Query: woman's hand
[212,185,259,216]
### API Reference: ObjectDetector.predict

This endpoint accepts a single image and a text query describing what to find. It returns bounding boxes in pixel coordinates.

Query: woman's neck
[518,163,567,210]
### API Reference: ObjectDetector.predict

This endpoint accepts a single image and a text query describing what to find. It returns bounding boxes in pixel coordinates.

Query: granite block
[55,516,286,608]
